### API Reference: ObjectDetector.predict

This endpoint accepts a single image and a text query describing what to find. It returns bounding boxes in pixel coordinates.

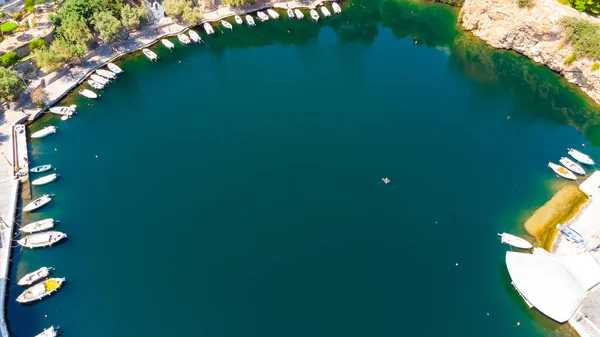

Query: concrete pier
[0,178,19,337]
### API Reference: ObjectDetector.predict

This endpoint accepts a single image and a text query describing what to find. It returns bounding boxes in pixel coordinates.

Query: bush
[518,0,534,7]
[593,63,600,71]
[11,11,24,21]
[25,0,35,12]
[0,52,19,67]
[29,38,46,51]
[0,67,25,103]
[0,22,17,33]
[564,52,578,65]
[30,88,47,107]
[560,17,600,60]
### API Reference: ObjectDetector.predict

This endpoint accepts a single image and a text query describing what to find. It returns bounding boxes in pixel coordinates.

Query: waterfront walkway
[0,178,19,337]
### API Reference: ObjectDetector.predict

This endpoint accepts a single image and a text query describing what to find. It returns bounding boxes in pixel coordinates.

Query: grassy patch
[518,0,534,8]
[593,63,600,71]
[560,17,600,60]
[0,22,18,33]
[564,52,578,65]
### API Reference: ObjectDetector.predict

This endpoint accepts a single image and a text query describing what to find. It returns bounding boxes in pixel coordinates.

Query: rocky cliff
[460,0,600,105]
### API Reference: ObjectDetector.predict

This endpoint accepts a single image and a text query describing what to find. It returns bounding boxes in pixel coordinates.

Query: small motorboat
[31,173,59,186]
[267,8,279,19]
[18,266,54,286]
[49,105,76,116]
[34,326,60,337]
[79,89,97,99]
[18,231,67,249]
[332,2,342,13]
[382,177,391,184]
[30,165,51,173]
[560,157,585,175]
[294,9,304,19]
[235,15,243,25]
[177,33,191,44]
[20,218,56,234]
[257,11,269,21]
[107,62,123,74]
[16,277,65,303]
[88,79,104,90]
[246,15,256,26]
[320,6,331,17]
[310,9,319,21]
[143,48,158,61]
[548,162,577,181]
[23,194,54,212]
[188,30,201,43]
[557,224,584,244]
[161,38,175,50]
[95,69,116,79]
[221,20,233,30]
[568,148,595,165]
[287,8,294,18]
[90,74,110,85]
[498,233,533,249]
[204,22,215,35]
[31,126,57,139]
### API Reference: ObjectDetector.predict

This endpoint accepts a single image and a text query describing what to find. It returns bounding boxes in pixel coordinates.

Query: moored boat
[257,11,269,21]
[246,15,255,26]
[177,33,191,44]
[221,20,233,30]
[294,9,304,19]
[310,9,319,21]
[23,194,54,212]
[88,79,104,90]
[30,165,51,173]
[31,173,59,186]
[568,148,595,165]
[90,74,110,85]
[332,2,341,13]
[548,162,577,180]
[267,8,279,19]
[235,15,243,25]
[188,30,201,43]
[161,38,175,50]
[49,105,76,116]
[107,62,123,74]
[556,224,584,244]
[18,266,54,286]
[143,48,158,61]
[34,326,59,337]
[320,6,331,17]
[204,22,215,35]
[20,218,56,234]
[498,233,533,249]
[79,89,97,99]
[16,277,65,303]
[560,157,585,175]
[31,126,57,139]
[96,69,116,79]
[18,231,67,248]
[287,8,294,18]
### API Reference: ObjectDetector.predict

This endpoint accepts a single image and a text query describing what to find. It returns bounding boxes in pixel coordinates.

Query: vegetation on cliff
[560,17,600,61]
[560,0,600,16]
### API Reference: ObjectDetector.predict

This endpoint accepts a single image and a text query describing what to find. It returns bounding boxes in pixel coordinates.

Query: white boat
[332,2,341,13]
[87,79,104,90]
[294,9,304,19]
[34,326,59,337]
[49,105,76,116]
[96,69,116,79]
[498,233,533,249]
[287,8,294,18]
[267,8,279,19]
[20,218,56,234]
[161,38,175,50]
[18,266,54,286]
[221,20,233,30]
[557,224,585,244]
[204,22,215,35]
[18,231,67,249]
[234,15,243,25]
[568,148,595,165]
[177,33,191,44]
[90,74,110,85]
[257,11,269,21]
[79,89,97,99]
[107,62,123,74]
[560,157,585,175]
[31,173,59,186]
[320,6,331,17]
[31,126,57,139]
[310,9,319,21]
[16,277,65,303]
[548,162,577,181]
[23,194,54,212]
[30,165,51,173]
[143,48,158,61]
[246,15,255,26]
[188,30,201,43]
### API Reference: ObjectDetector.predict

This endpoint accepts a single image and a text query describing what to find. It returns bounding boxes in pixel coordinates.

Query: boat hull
[18,266,52,286]
[31,173,59,186]
[499,233,533,249]
[568,148,595,165]
[30,165,51,173]
[20,218,55,233]
[23,195,53,212]
[107,63,123,74]
[18,231,67,248]
[548,162,577,180]
[16,278,65,303]
[31,127,57,139]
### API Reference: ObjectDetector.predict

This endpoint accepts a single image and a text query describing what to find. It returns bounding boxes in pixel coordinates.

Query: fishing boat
[31,126,57,139]
[90,74,110,85]
[143,48,158,61]
[257,11,269,21]
[294,9,304,19]
[18,266,54,286]
[23,194,54,212]
[161,39,175,50]
[16,277,65,303]
[287,8,294,18]
[332,2,342,13]
[177,33,191,44]
[79,89,97,99]
[204,22,215,35]
[568,148,595,165]
[235,15,243,25]
[498,233,533,249]
[96,69,116,79]
[34,326,59,337]
[267,8,279,19]
[320,6,331,17]
[188,30,201,43]
[107,63,123,74]
[246,15,256,26]
[310,9,319,21]
[49,105,76,116]
[548,162,578,180]
[382,177,391,184]
[557,224,584,244]
[30,165,51,173]
[31,173,59,186]
[87,79,104,90]
[221,20,233,30]
[18,231,67,249]
[560,157,585,175]
[20,218,56,234]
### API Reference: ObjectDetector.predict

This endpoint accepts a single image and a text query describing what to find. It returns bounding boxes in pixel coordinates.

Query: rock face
[460,0,600,105]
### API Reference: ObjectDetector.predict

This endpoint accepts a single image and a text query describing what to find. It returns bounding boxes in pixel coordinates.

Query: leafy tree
[48,13,61,26]
[182,6,202,25]
[102,0,124,18]
[56,20,93,47]
[58,0,106,24]
[30,87,47,107]
[0,67,25,103]
[24,0,35,12]
[221,0,254,6]
[33,46,63,71]
[0,51,19,67]
[51,36,89,60]
[92,11,122,42]
[163,0,191,19]
[120,4,143,31]
[28,38,45,51]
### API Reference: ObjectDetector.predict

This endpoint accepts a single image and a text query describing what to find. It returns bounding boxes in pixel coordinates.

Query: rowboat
[556,224,584,244]
[560,157,585,175]
[188,30,201,43]
[287,8,294,18]
[30,165,51,173]
[221,20,233,30]
[96,69,116,79]
[49,105,76,116]
[90,74,110,85]
[34,326,59,337]
[18,231,67,249]
[16,277,65,303]
[548,162,577,180]
[79,89,97,99]
[20,218,56,234]
[234,15,243,25]
[18,266,54,286]
[31,126,57,139]
[23,194,54,212]
[332,2,342,13]
[568,148,595,165]
[246,15,255,26]
[267,8,279,19]
[310,9,319,21]
[498,233,533,249]
[107,63,123,74]
[31,173,59,186]
[87,79,104,90]
[320,6,331,17]
[177,33,191,44]
[257,11,269,21]
[143,48,158,61]
[204,22,215,35]
[161,39,175,50]
[294,9,304,19]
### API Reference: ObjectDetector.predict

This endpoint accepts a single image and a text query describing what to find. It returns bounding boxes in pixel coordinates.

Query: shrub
[11,11,24,21]
[0,67,25,103]
[518,0,534,8]
[30,88,47,107]
[29,38,46,51]
[0,22,17,33]
[564,52,578,65]
[593,63,600,71]
[560,17,600,60]
[0,52,19,67]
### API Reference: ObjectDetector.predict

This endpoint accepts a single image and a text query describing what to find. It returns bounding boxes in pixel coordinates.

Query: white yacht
[548,162,577,181]
[16,277,65,303]
[18,266,54,286]
[34,326,59,337]
[90,74,110,85]
[267,8,279,19]
[31,173,59,186]
[79,89,97,99]
[18,231,67,249]
[177,33,191,44]
[49,105,76,116]
[559,157,585,175]
[204,22,215,35]
[568,148,595,165]
[287,8,294,18]
[188,30,201,43]
[246,15,256,26]
[30,165,52,173]
[294,9,304,19]
[320,6,331,17]
[107,62,123,74]
[310,9,319,21]
[498,233,533,249]
[161,38,175,50]
[332,2,342,13]
[20,218,56,234]
[87,79,104,90]
[257,11,269,21]
[143,48,158,61]
[235,15,243,25]
[96,69,116,79]
[221,20,233,30]
[23,194,54,212]
[31,126,57,139]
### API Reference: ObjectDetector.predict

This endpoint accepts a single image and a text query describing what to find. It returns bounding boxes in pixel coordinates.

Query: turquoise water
[10,0,600,336]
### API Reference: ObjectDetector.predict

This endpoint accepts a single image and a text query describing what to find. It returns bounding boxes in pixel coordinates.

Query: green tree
[28,38,46,51]
[48,13,61,26]
[58,0,106,24]
[221,0,254,6]
[24,0,35,12]
[102,0,124,18]
[163,0,190,19]
[0,67,25,103]
[120,4,142,31]
[33,46,62,71]
[56,20,94,46]
[92,11,122,42]
[181,6,202,25]
[0,51,19,67]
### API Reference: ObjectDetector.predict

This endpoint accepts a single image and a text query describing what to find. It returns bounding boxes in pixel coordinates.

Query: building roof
[579,171,600,198]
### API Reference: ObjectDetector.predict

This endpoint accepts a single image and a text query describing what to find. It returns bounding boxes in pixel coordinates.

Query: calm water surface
[10,0,600,336]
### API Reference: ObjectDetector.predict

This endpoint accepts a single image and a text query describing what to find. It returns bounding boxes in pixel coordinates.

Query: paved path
[0,178,18,337]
